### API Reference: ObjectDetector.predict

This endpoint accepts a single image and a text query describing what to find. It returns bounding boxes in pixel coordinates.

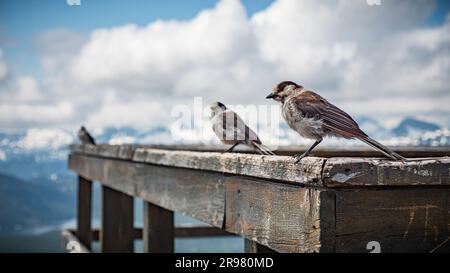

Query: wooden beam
[101,186,134,253]
[323,157,450,187]
[69,144,450,158]
[69,145,325,186]
[69,145,450,187]
[143,202,174,253]
[244,238,277,253]
[224,177,335,253]
[69,154,225,227]
[76,176,92,250]
[66,146,450,253]
[334,188,450,253]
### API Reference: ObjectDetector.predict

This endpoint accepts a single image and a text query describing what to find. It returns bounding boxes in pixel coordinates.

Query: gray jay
[266,81,405,162]
[209,102,274,155]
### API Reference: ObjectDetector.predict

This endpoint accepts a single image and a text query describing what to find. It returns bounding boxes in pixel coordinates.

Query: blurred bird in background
[266,81,405,162]
[209,102,274,155]
[77,126,96,145]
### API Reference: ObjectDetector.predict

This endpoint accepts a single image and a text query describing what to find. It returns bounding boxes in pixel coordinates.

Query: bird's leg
[224,143,239,153]
[294,139,322,163]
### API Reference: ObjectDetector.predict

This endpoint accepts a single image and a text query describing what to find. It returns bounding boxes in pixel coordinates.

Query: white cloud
[0,0,449,140]
[0,149,6,160]
[2,76,41,102]
[69,0,260,99]
[35,28,87,75]
[85,94,170,130]
[0,102,74,129]
[17,128,74,150]
[108,135,137,145]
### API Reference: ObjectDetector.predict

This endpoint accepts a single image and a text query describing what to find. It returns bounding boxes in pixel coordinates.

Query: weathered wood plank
[334,188,450,253]
[62,230,90,253]
[323,157,450,187]
[132,149,324,186]
[224,177,335,253]
[69,144,450,157]
[69,154,225,228]
[244,238,278,253]
[134,163,225,227]
[143,202,174,253]
[69,144,325,186]
[101,186,134,253]
[69,144,450,187]
[69,154,135,196]
[76,176,92,250]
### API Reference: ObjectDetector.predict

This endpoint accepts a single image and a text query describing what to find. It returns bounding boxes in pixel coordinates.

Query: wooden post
[143,201,174,253]
[244,238,277,253]
[77,176,92,250]
[101,185,134,253]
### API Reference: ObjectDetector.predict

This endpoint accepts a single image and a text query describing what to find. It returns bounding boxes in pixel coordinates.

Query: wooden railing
[64,144,450,253]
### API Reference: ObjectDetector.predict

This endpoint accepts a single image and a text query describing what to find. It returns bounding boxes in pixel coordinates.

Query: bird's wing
[85,130,96,145]
[219,110,261,143]
[292,91,367,138]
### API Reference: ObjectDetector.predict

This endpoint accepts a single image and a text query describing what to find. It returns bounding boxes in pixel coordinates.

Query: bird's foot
[293,153,308,163]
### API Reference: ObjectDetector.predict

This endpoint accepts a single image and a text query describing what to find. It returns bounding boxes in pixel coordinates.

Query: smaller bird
[266,81,405,162]
[77,126,96,145]
[209,102,274,155]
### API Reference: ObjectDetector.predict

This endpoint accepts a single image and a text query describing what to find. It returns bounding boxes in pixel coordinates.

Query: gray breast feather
[282,98,324,140]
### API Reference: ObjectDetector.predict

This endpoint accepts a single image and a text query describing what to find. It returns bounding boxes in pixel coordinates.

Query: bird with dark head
[209,101,274,155]
[266,81,303,103]
[266,81,405,162]
[77,126,96,145]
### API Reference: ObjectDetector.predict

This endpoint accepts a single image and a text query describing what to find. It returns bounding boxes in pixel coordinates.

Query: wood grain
[69,154,225,228]
[101,186,134,253]
[323,157,450,187]
[76,176,92,250]
[134,163,225,227]
[69,144,450,187]
[69,144,450,157]
[334,188,450,253]
[143,201,174,253]
[67,145,450,253]
[69,144,325,186]
[224,177,334,253]
[244,238,277,253]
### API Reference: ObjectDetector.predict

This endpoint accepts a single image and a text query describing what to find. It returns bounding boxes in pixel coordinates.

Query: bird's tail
[358,136,406,161]
[251,141,276,155]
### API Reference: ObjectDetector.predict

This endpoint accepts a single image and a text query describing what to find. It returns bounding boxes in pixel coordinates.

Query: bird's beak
[266,93,275,99]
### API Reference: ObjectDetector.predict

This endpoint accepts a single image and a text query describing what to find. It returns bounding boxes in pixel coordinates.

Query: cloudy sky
[0,0,449,142]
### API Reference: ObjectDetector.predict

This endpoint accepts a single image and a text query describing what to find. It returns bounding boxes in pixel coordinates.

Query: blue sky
[0,0,273,75]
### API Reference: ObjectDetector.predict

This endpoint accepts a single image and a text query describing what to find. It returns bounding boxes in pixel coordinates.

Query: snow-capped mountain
[388,117,449,146]
[0,117,448,171]
[392,117,441,136]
